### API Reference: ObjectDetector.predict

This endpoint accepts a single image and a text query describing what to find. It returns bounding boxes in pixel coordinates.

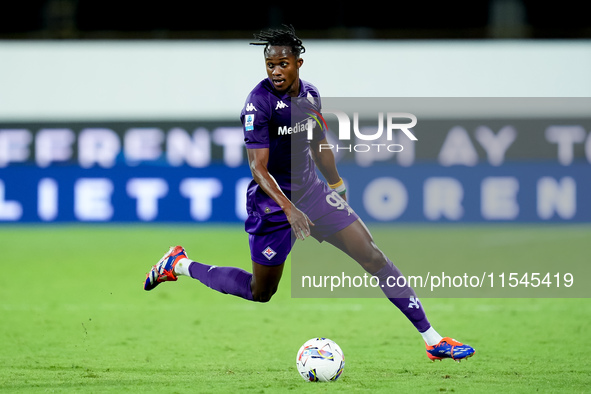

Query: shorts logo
[262,246,277,260]
[245,114,255,131]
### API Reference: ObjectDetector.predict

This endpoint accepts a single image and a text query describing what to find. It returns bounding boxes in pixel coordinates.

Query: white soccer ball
[296,337,345,382]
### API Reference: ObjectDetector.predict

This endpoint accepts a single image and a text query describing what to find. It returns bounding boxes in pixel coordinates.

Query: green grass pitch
[0,224,590,393]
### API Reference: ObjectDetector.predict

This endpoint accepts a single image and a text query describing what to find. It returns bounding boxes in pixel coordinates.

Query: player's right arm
[246,147,314,240]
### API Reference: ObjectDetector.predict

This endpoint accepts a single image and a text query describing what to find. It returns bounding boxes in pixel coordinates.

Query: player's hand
[284,203,315,240]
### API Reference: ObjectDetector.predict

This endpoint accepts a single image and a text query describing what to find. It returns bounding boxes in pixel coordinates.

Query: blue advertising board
[0,117,589,223]
[0,163,589,223]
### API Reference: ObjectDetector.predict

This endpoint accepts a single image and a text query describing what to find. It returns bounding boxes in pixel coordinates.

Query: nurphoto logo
[306,110,418,153]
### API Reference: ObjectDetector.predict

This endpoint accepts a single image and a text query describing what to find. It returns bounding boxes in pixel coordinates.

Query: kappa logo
[246,103,257,112]
[275,101,288,110]
[408,296,420,309]
[262,246,277,260]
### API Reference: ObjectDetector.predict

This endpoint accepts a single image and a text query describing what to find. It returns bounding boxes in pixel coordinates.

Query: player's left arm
[310,137,347,201]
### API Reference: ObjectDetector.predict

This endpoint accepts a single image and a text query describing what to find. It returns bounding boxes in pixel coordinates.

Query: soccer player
[144,25,475,362]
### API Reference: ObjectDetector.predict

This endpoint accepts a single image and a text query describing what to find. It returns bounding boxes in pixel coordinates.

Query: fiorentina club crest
[262,246,277,260]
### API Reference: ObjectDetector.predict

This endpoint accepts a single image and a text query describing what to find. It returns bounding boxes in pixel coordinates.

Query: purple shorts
[249,183,359,266]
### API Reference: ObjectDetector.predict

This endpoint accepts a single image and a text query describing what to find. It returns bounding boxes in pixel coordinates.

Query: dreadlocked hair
[250,24,306,58]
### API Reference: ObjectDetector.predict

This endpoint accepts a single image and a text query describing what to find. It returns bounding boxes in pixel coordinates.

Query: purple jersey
[240,78,325,234]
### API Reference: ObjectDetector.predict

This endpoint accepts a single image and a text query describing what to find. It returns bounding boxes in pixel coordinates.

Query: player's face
[264,46,303,97]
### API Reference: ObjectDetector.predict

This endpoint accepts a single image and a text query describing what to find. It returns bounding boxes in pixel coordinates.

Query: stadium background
[1,2,591,392]
[1,1,590,224]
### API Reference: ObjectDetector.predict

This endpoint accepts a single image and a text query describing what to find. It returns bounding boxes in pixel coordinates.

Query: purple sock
[188,262,253,301]
[374,259,431,333]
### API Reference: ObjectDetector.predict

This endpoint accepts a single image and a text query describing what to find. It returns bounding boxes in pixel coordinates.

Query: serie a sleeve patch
[245,114,255,131]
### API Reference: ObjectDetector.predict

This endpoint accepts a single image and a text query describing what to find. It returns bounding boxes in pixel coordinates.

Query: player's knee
[359,245,387,273]
[254,293,272,303]
[251,287,277,303]
[252,291,273,303]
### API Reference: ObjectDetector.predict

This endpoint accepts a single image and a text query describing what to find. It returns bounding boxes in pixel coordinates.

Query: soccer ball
[296,337,345,382]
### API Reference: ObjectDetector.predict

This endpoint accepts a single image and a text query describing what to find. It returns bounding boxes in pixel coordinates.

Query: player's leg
[250,261,284,302]
[177,254,256,301]
[178,257,284,302]
[245,228,292,302]
[179,256,284,303]
[144,245,255,300]
[143,228,293,303]
[324,218,386,273]
[324,219,432,333]
[324,219,475,361]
